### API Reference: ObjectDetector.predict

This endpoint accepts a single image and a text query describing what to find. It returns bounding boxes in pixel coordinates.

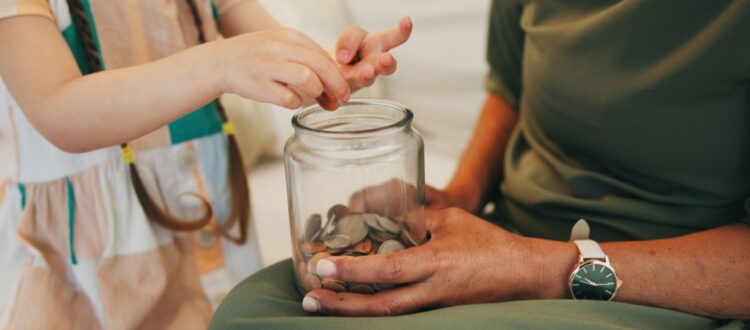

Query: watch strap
[569,219,590,241]
[573,239,607,260]
[569,219,607,260]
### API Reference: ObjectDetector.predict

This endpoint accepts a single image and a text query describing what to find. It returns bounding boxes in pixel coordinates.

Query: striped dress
[0,0,262,328]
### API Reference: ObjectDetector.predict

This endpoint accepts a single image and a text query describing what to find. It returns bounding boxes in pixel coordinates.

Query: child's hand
[215,27,350,109]
[335,17,413,90]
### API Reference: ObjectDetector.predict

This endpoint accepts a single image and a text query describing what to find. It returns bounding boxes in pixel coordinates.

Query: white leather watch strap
[569,219,607,260]
[573,239,607,260]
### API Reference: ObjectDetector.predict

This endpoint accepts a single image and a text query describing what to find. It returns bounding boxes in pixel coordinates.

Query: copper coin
[348,238,372,254]
[316,91,340,110]
[300,242,327,256]
[322,278,347,292]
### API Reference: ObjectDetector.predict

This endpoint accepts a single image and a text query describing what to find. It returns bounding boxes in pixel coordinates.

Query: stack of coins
[296,204,417,294]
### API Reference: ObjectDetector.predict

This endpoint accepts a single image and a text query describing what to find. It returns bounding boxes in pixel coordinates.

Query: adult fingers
[282,44,350,102]
[316,245,438,284]
[335,24,367,64]
[303,282,434,316]
[267,62,324,100]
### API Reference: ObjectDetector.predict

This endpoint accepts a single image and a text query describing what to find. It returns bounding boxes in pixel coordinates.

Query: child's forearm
[218,0,280,37]
[45,43,223,152]
[0,16,222,153]
[0,15,351,153]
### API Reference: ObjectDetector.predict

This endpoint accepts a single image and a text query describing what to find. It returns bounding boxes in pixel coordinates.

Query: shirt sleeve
[484,0,525,110]
[0,0,52,21]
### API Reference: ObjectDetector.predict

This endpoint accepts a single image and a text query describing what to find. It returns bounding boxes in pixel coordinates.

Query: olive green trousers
[209,260,744,329]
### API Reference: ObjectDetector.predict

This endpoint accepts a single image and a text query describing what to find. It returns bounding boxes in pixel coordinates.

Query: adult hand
[215,27,350,109]
[301,208,573,316]
[335,16,413,90]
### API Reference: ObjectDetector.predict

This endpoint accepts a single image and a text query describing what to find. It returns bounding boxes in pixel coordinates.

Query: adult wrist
[526,238,579,300]
[444,183,482,213]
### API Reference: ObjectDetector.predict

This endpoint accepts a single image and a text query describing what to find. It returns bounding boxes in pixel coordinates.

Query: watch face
[570,260,618,300]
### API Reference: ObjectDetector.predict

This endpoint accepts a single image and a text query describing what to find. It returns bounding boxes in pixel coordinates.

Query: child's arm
[217,0,281,37]
[217,1,412,92]
[0,15,349,153]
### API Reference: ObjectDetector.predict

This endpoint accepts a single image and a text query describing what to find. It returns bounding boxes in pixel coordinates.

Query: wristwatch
[568,219,622,301]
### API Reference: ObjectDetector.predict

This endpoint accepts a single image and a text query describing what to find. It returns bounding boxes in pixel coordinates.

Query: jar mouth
[292,98,413,138]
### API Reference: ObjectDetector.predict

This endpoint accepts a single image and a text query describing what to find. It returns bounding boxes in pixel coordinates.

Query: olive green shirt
[487,0,750,241]
[210,2,750,329]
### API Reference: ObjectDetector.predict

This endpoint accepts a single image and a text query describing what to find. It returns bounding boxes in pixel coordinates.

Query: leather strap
[574,239,607,260]
[570,219,607,260]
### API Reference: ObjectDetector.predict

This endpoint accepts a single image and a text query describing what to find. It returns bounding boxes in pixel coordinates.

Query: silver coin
[335,214,368,245]
[377,239,405,254]
[377,215,401,235]
[363,213,386,232]
[324,234,351,249]
[304,213,322,242]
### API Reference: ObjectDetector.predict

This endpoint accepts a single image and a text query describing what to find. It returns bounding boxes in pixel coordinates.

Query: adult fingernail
[302,296,320,313]
[316,259,336,277]
[337,50,349,63]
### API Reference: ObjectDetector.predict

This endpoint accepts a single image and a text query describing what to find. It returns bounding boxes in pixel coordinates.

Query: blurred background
[0,0,491,266]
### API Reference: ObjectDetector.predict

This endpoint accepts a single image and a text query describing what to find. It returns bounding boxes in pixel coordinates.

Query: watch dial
[570,261,617,300]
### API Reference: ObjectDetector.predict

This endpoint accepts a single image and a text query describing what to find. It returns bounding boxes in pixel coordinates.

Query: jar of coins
[284,98,426,294]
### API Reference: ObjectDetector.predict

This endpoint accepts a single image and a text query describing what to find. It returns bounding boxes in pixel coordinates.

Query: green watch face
[570,260,618,300]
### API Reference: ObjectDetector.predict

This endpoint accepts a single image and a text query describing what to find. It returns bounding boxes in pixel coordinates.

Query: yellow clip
[222,121,235,136]
[121,146,135,164]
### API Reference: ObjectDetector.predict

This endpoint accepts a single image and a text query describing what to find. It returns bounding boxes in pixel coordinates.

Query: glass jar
[284,98,426,294]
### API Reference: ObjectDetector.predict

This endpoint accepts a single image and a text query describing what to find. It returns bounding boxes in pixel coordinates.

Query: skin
[303,93,750,320]
[0,0,412,153]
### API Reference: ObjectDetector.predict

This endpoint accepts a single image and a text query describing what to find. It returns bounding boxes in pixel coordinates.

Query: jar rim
[292,98,413,138]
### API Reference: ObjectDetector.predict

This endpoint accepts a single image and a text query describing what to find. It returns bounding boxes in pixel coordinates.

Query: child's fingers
[336,25,368,64]
[369,16,412,53]
[282,45,350,102]
[250,80,303,109]
[375,52,397,75]
[268,62,325,100]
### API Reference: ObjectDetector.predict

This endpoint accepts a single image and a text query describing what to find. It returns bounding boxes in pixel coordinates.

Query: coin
[300,242,327,256]
[308,252,331,274]
[316,90,340,110]
[324,234,351,249]
[348,283,376,294]
[377,240,405,255]
[377,215,401,235]
[327,204,349,222]
[368,230,398,243]
[304,213,322,242]
[347,238,372,255]
[335,214,368,245]
[322,278,347,292]
[363,213,386,232]
[302,273,322,291]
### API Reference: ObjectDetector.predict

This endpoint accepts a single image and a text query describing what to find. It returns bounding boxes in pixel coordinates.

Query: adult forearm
[37,42,221,153]
[445,93,518,212]
[533,224,750,319]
